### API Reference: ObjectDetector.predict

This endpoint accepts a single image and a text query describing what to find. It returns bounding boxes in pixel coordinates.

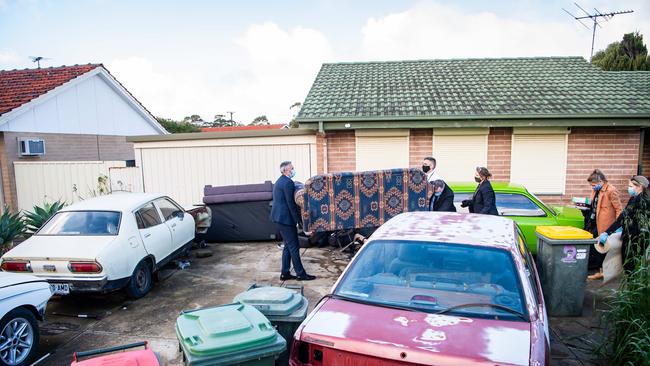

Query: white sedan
[1,193,195,299]
[0,272,52,366]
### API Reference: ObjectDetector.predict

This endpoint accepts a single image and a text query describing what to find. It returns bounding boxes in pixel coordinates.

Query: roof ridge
[0,63,102,73]
[322,56,587,66]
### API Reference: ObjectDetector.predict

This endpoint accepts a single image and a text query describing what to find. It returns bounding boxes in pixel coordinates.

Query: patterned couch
[295,168,432,232]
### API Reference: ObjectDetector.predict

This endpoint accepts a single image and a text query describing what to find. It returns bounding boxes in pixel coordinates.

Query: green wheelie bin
[176,303,286,366]
[535,226,596,317]
[234,284,308,366]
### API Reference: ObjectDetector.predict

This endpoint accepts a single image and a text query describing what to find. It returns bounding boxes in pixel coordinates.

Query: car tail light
[290,339,323,365]
[1,260,32,272]
[68,262,102,273]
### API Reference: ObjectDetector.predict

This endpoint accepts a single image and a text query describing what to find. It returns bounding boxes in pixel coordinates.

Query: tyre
[125,260,153,299]
[0,308,39,366]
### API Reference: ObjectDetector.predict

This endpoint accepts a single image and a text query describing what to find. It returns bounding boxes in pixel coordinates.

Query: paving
[34,242,610,365]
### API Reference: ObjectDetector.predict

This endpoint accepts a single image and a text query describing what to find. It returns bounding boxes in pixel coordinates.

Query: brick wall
[540,127,640,206]
[0,132,135,210]
[316,133,326,174]
[487,127,512,181]
[641,129,650,176]
[326,131,356,173]
[409,129,433,167]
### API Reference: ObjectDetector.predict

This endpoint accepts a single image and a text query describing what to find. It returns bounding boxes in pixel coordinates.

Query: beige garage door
[356,130,409,171]
[433,129,488,182]
[511,129,568,194]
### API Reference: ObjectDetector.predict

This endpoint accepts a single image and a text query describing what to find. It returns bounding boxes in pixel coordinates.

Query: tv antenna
[226,111,235,122]
[29,56,51,68]
[563,3,633,60]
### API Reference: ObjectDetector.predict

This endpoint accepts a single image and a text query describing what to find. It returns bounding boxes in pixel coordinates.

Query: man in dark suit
[430,180,457,212]
[271,161,316,281]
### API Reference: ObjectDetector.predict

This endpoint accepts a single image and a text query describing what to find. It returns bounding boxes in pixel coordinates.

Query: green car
[449,182,585,254]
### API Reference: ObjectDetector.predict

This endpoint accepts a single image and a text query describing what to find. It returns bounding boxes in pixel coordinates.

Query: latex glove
[615,227,623,234]
[598,232,609,245]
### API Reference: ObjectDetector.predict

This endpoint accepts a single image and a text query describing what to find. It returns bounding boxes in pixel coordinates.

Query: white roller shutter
[511,134,568,194]
[356,130,409,171]
[433,133,488,182]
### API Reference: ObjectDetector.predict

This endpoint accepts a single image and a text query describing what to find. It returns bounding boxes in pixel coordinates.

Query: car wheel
[0,308,39,366]
[125,260,153,299]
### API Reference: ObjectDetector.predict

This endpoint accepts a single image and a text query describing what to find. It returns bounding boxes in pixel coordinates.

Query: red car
[290,212,549,366]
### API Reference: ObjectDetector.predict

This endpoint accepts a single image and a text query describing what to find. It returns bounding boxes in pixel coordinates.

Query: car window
[155,198,182,222]
[497,194,546,217]
[137,203,162,228]
[38,211,121,236]
[335,240,528,321]
[518,234,540,307]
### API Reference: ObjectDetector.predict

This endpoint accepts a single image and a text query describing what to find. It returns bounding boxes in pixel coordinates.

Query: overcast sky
[1,0,648,124]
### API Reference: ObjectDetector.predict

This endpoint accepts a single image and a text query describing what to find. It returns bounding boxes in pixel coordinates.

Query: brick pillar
[316,133,326,174]
[326,131,355,173]
[487,127,512,181]
[409,129,433,167]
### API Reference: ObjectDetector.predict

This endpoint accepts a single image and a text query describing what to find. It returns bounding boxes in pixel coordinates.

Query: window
[433,129,488,182]
[355,130,409,171]
[334,240,527,321]
[137,203,162,228]
[453,192,546,217]
[510,129,568,194]
[38,211,121,236]
[517,233,540,307]
[155,198,182,221]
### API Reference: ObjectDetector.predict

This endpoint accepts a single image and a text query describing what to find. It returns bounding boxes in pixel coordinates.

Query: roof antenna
[562,3,633,60]
[29,56,51,68]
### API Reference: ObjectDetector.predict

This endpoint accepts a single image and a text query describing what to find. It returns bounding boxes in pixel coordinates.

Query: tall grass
[602,195,650,365]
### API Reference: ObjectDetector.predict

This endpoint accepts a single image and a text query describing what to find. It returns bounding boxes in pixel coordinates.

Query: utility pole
[563,3,633,60]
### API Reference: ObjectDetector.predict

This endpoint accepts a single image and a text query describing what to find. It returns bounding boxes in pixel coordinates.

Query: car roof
[60,192,167,212]
[370,212,517,250]
[447,181,528,192]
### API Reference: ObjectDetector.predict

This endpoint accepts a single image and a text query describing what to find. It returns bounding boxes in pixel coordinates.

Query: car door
[135,202,173,265]
[154,198,193,251]
[498,193,552,253]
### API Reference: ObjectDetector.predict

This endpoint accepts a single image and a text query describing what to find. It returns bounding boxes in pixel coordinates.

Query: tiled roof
[201,123,286,132]
[608,71,650,97]
[0,64,101,116]
[297,57,650,121]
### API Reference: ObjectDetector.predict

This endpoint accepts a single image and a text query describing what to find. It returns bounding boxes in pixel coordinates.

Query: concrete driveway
[35,242,350,365]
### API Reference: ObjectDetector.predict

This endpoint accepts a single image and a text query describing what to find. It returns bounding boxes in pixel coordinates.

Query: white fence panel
[14,161,126,212]
[109,166,143,193]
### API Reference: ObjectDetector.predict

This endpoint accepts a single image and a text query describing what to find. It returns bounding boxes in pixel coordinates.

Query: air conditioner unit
[19,138,45,156]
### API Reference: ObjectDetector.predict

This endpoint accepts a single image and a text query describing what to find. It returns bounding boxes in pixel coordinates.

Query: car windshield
[38,211,121,236]
[334,240,528,321]
[454,192,550,217]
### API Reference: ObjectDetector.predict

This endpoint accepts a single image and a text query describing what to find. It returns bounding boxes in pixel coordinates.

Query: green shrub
[0,207,25,247]
[23,200,66,237]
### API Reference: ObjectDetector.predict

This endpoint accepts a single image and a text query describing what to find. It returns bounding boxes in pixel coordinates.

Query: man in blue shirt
[270,161,316,281]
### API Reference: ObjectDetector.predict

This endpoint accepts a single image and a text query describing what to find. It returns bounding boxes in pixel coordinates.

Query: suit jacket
[430,184,457,212]
[270,175,301,226]
[466,180,499,215]
[589,183,622,235]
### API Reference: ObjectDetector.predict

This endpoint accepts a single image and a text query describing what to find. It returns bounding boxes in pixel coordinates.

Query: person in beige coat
[586,169,623,280]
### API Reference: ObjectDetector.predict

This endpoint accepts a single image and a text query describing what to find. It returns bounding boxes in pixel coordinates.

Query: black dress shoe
[280,273,297,281]
[296,274,316,281]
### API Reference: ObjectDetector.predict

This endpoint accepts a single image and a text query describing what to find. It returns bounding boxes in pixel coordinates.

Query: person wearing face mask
[585,169,622,280]
[430,180,456,212]
[270,161,316,281]
[598,175,650,273]
[460,167,498,215]
[422,157,443,183]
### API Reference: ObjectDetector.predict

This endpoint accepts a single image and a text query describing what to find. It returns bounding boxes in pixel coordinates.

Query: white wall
[1,73,161,136]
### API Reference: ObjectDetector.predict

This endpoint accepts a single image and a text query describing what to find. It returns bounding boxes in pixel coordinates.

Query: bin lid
[234,286,306,317]
[176,303,280,357]
[536,226,593,240]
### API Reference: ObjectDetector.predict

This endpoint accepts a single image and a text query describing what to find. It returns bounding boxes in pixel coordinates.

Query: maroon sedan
[290,212,549,366]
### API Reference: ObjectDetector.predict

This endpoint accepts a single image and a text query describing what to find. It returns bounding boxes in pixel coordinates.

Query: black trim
[155,240,193,270]
[48,277,129,294]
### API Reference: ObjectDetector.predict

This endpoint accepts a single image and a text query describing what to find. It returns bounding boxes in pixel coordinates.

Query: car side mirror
[173,210,185,220]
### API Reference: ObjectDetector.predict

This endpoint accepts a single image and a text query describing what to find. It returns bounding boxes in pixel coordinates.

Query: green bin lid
[176,303,280,357]
[234,286,306,317]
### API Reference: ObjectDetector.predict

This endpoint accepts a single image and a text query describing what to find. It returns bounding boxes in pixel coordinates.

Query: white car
[0,272,52,366]
[1,193,195,299]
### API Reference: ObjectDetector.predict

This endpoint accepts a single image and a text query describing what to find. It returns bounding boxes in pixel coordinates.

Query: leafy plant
[23,200,66,237]
[602,195,650,365]
[73,174,111,200]
[0,207,25,247]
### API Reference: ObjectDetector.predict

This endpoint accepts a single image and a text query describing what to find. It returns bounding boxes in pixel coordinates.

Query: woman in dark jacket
[460,167,498,215]
[599,175,650,273]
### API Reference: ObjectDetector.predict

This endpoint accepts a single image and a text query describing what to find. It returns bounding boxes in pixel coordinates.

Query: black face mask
[422,165,431,173]
[474,177,482,183]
